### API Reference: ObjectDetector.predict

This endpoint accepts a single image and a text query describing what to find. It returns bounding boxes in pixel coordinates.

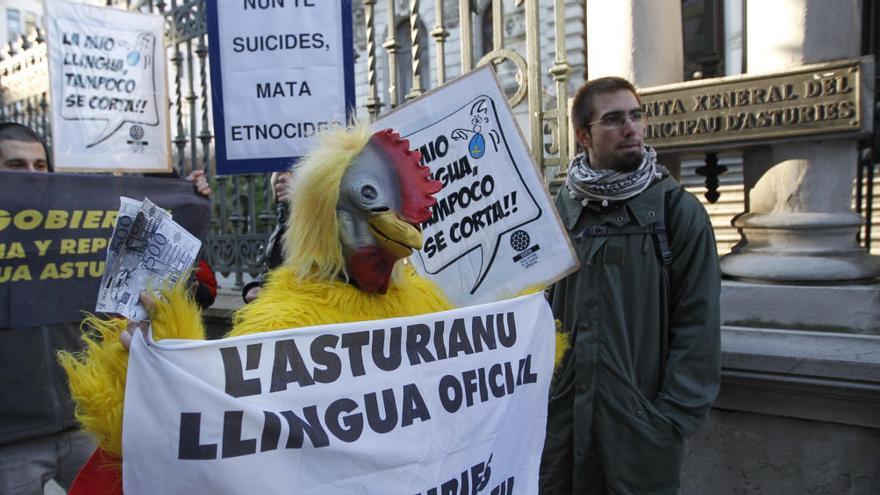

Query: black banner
[0,172,211,328]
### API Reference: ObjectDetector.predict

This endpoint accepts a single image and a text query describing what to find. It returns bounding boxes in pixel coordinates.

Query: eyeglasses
[587,109,646,129]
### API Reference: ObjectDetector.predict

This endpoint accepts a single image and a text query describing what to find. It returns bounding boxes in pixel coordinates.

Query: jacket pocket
[600,386,685,491]
[633,387,682,439]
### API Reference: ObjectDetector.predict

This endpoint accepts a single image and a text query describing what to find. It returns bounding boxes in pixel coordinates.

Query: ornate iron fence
[0,29,50,143]
[106,0,279,287]
[1,0,584,287]
[360,0,578,174]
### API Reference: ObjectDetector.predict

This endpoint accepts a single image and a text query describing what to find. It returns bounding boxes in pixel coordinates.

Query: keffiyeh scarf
[565,146,661,206]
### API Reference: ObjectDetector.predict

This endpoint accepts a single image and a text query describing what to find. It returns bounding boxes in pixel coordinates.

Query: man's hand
[119,292,158,350]
[244,285,261,303]
[186,169,212,198]
[273,171,291,204]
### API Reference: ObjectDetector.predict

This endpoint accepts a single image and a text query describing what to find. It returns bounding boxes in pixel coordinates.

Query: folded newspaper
[96,197,202,320]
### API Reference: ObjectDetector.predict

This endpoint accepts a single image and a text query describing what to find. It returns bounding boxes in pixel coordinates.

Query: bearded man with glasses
[539,77,721,494]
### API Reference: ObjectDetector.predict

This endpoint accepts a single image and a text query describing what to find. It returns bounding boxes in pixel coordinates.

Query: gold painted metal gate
[0,0,579,283]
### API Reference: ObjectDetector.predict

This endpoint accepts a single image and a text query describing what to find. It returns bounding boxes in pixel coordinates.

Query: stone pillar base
[720,212,880,283]
[721,280,880,334]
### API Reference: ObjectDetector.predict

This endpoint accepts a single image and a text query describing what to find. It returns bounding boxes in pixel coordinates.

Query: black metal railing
[2,0,588,288]
[0,2,278,289]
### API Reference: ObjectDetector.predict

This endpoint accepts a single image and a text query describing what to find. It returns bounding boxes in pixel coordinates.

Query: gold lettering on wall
[639,59,864,150]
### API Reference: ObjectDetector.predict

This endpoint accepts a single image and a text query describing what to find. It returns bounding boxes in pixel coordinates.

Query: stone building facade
[354,1,880,493]
[1,2,878,491]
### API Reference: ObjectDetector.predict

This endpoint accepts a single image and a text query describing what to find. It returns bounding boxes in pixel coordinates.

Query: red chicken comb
[370,128,442,224]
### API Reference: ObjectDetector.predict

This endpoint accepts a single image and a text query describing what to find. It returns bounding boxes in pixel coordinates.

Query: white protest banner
[206,0,355,174]
[375,66,580,306]
[122,293,554,494]
[45,0,170,172]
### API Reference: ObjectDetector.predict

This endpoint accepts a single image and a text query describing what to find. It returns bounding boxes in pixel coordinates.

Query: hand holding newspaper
[96,197,202,320]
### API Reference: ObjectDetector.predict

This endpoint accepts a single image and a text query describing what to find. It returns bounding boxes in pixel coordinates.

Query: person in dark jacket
[0,122,96,494]
[241,171,289,303]
[539,78,721,494]
[0,123,217,493]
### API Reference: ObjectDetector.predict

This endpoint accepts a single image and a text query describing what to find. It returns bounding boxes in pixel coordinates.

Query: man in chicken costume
[58,124,460,494]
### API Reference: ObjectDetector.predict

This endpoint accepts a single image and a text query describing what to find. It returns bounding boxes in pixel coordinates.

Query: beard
[610,148,644,172]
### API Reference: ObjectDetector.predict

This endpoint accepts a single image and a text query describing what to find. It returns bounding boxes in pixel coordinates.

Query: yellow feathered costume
[58,124,567,492]
[59,124,452,476]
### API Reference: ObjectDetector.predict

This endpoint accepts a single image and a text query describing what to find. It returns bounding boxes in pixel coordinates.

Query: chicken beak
[368,211,423,259]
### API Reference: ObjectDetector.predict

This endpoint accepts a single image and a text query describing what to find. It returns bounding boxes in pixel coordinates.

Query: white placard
[376,66,580,306]
[122,294,554,494]
[207,1,354,174]
[45,0,170,172]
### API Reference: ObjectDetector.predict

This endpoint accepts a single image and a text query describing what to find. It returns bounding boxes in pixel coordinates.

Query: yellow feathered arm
[230,264,452,338]
[58,281,206,456]
[554,320,570,369]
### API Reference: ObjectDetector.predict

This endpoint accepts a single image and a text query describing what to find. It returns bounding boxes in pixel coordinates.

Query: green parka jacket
[539,174,721,494]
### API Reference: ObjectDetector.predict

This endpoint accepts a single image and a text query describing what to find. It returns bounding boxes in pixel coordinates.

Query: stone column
[586,0,682,86]
[720,0,880,282]
[585,0,683,178]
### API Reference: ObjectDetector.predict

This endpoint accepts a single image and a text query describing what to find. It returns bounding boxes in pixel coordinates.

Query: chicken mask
[283,125,441,294]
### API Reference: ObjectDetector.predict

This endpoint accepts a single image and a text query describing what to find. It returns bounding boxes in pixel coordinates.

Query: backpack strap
[655,184,685,266]
[570,177,687,267]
